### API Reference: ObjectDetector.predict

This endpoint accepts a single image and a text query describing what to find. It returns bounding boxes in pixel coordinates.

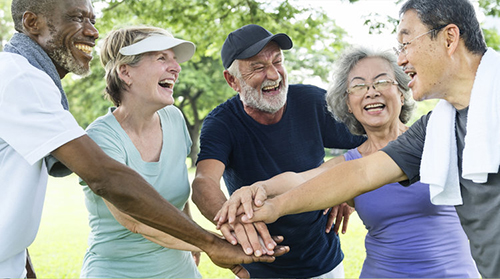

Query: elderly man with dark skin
[227,0,500,278]
[192,24,365,278]
[0,0,288,277]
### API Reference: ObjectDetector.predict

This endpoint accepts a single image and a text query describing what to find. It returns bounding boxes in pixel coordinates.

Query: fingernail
[242,215,248,222]
[246,248,253,255]
[255,250,262,257]
[267,243,274,249]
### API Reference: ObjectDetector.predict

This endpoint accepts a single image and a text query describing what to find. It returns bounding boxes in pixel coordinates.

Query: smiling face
[36,0,98,77]
[396,10,448,101]
[124,49,181,109]
[347,57,404,132]
[236,42,288,113]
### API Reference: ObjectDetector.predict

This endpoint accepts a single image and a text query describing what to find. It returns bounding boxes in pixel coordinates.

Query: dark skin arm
[51,135,288,277]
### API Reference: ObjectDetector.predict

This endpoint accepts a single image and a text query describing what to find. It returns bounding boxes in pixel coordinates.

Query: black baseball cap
[221,24,293,69]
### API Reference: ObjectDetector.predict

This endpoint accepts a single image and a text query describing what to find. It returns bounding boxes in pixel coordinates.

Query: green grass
[29,173,366,278]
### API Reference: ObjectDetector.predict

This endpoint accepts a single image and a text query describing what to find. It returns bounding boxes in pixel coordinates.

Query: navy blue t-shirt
[197,84,365,277]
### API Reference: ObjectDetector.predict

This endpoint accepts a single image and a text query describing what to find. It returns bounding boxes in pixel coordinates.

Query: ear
[223,70,241,93]
[22,11,42,35]
[443,24,460,55]
[118,64,132,86]
[346,99,353,113]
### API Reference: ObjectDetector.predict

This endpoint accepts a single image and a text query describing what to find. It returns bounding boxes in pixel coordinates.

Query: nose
[265,65,280,81]
[396,51,407,67]
[83,19,99,40]
[169,59,181,74]
[366,85,380,98]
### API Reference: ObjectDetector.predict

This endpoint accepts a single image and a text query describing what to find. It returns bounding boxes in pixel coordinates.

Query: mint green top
[80,106,201,278]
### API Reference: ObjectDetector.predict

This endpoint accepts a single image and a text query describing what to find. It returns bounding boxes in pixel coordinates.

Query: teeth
[159,79,174,88]
[407,72,416,78]
[262,83,279,91]
[75,44,92,54]
[365,104,384,109]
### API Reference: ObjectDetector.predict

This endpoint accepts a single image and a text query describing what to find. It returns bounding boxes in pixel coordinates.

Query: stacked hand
[215,183,354,236]
[206,233,289,278]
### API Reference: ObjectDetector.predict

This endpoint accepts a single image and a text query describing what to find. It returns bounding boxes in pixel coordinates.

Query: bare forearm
[104,200,202,252]
[274,152,405,217]
[192,177,227,222]
[52,136,217,251]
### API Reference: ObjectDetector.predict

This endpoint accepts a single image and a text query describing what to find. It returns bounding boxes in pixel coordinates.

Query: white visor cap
[119,34,196,63]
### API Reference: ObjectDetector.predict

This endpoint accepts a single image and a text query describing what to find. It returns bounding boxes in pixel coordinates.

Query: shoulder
[206,95,239,120]
[160,105,184,120]
[0,52,52,86]
[288,84,326,95]
[86,109,120,139]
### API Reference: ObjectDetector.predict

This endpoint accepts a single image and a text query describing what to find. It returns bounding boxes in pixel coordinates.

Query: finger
[220,223,238,245]
[242,222,265,257]
[325,209,336,234]
[254,187,267,207]
[254,221,276,253]
[332,205,345,234]
[227,201,239,225]
[342,208,351,234]
[272,235,284,244]
[272,245,290,257]
[231,265,250,279]
[332,214,342,235]
[233,223,254,255]
[323,208,330,215]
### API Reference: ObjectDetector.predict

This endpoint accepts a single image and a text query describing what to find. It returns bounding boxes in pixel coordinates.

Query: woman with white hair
[216,46,479,278]
[79,26,201,278]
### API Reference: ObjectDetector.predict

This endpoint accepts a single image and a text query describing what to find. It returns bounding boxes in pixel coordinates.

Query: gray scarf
[4,32,69,110]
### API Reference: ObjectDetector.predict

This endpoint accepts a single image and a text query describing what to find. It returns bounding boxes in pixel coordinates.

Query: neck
[243,104,285,125]
[442,49,484,110]
[113,102,160,134]
[358,121,408,157]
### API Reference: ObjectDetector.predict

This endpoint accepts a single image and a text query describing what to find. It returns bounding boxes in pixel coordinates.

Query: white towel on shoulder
[421,48,500,205]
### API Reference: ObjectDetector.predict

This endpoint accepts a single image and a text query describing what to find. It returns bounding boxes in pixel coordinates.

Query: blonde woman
[80,26,201,278]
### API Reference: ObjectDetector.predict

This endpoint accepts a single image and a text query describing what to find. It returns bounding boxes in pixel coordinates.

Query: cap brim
[119,35,196,63]
[235,33,292,60]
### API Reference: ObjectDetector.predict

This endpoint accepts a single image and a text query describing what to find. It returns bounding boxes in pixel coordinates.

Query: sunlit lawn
[30,172,367,278]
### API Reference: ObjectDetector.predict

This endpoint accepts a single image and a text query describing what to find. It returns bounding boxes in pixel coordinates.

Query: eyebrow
[249,52,282,67]
[350,72,390,83]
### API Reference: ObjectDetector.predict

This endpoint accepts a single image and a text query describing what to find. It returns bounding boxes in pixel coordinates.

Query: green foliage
[62,0,348,165]
[0,0,14,50]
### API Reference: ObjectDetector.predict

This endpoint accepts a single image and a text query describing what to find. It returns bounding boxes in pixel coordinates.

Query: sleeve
[196,113,233,166]
[0,65,85,165]
[172,106,192,156]
[382,112,430,185]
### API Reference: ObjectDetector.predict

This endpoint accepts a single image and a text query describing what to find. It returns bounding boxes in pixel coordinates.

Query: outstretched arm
[215,155,347,225]
[245,151,406,224]
[52,135,288,278]
[104,199,202,252]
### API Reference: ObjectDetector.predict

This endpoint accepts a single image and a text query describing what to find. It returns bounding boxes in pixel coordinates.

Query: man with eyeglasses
[234,0,500,277]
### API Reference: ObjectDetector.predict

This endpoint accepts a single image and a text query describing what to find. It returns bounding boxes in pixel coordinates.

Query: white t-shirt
[0,52,85,278]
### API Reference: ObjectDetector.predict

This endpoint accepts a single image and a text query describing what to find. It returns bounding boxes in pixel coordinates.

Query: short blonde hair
[100,26,173,106]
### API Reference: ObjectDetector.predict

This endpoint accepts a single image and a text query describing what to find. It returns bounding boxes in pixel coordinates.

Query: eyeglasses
[346,79,398,96]
[393,25,447,56]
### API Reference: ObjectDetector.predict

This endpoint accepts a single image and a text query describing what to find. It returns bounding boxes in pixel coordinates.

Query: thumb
[231,265,250,278]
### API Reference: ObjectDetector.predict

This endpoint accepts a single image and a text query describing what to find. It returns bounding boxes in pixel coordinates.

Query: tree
[0,0,14,51]
[64,0,350,166]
